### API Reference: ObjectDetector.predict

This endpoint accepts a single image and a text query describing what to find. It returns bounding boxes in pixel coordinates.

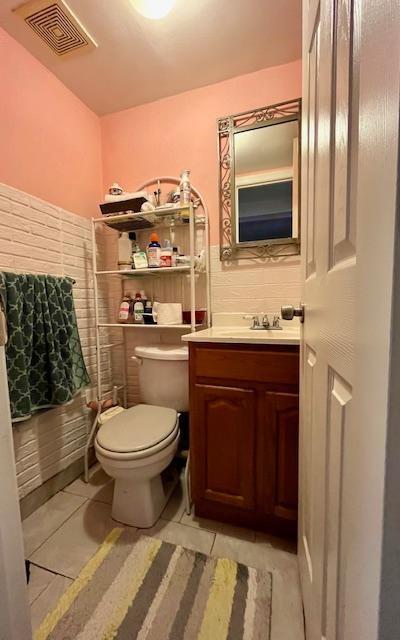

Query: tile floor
[24,465,304,639]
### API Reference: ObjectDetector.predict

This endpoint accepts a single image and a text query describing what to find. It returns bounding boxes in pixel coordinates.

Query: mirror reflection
[234,120,299,244]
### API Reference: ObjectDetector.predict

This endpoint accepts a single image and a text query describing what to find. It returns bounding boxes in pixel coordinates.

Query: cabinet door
[263,391,299,521]
[191,384,256,511]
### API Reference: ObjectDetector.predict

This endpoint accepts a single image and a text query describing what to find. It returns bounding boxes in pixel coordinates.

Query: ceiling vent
[13,0,97,57]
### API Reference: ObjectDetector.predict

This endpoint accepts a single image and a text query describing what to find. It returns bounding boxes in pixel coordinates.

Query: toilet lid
[134,344,188,361]
[96,404,178,453]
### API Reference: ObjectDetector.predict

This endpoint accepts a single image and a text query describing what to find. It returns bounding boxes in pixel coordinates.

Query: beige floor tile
[212,532,298,573]
[180,507,256,541]
[270,567,305,640]
[30,574,72,632]
[22,491,87,557]
[212,533,304,640]
[143,519,215,555]
[30,500,123,578]
[160,482,186,522]
[63,464,114,504]
[27,565,57,605]
[255,531,298,555]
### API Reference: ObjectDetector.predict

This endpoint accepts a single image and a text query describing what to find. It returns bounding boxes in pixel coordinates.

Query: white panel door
[298,0,400,639]
[299,1,356,636]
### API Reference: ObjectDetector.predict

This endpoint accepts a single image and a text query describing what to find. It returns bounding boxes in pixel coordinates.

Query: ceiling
[0,0,301,115]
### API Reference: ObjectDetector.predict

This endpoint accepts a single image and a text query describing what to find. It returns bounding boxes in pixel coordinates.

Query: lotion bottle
[147,233,161,268]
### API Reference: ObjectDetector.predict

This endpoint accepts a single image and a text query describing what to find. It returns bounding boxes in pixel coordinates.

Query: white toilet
[95,344,188,528]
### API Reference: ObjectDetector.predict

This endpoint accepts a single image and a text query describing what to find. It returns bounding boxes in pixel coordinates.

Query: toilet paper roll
[155,303,183,325]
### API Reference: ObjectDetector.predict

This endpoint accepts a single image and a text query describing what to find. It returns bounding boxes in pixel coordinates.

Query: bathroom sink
[182,324,300,345]
[216,327,295,337]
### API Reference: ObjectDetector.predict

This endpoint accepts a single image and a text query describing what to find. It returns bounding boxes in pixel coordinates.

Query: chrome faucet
[262,314,270,329]
[243,314,282,330]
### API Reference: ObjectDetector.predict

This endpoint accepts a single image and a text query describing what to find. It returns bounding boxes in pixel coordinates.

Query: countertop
[182,325,300,346]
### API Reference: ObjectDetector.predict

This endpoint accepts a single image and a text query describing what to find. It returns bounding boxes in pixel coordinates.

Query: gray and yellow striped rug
[35,527,272,640]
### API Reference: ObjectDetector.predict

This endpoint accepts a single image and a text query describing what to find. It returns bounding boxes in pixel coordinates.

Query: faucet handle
[243,314,260,329]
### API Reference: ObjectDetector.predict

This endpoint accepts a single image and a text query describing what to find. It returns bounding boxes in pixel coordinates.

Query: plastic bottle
[147,232,161,268]
[118,232,131,263]
[130,232,148,269]
[172,246,179,267]
[179,170,191,206]
[139,289,147,309]
[118,292,132,323]
[160,239,173,267]
[132,291,144,324]
[129,232,140,254]
[143,297,155,324]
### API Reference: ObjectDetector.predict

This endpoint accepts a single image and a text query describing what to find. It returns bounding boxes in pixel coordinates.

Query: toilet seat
[95,404,178,461]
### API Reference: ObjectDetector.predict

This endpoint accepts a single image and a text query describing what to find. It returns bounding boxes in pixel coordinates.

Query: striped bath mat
[35,528,272,640]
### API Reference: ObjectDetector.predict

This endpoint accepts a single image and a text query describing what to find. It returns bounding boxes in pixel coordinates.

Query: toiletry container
[118,232,131,263]
[132,291,144,324]
[143,299,155,324]
[179,170,191,205]
[160,240,173,267]
[147,233,161,268]
[129,232,148,269]
[109,182,123,196]
[139,290,147,309]
[118,292,133,324]
[129,232,140,255]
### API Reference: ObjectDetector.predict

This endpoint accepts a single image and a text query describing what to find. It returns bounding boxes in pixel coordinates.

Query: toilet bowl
[95,345,188,528]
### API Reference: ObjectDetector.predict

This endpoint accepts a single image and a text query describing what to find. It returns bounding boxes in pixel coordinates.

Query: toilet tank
[133,344,189,411]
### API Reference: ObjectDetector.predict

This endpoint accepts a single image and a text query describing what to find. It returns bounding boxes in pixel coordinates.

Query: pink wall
[101,60,301,244]
[0,27,102,218]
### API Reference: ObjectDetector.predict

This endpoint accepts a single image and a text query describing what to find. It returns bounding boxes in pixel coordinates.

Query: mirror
[218,99,301,260]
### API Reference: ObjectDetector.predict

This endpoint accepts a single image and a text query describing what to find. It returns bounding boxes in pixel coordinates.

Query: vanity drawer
[192,344,299,386]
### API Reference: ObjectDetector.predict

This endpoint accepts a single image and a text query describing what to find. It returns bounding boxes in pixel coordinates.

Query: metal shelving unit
[84,190,210,482]
[96,266,191,277]
[97,323,203,329]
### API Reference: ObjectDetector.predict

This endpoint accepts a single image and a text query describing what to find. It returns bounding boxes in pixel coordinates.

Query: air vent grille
[14,0,97,57]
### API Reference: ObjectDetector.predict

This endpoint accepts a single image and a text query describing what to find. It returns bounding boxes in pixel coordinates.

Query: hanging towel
[0,272,90,422]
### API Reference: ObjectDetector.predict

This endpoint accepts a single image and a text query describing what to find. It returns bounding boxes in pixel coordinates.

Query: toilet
[95,344,188,528]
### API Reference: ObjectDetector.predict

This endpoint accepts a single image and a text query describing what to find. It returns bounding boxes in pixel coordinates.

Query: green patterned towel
[0,272,90,422]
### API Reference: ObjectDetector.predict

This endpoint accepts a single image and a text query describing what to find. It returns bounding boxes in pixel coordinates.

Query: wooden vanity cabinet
[189,342,300,537]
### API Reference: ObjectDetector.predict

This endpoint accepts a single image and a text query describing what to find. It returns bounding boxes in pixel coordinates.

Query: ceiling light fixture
[131,0,176,20]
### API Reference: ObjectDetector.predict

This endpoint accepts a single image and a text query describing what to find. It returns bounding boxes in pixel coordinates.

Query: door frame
[0,346,32,639]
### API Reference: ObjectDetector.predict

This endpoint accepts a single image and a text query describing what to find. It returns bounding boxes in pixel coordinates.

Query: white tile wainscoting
[210,245,301,315]
[0,182,112,500]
